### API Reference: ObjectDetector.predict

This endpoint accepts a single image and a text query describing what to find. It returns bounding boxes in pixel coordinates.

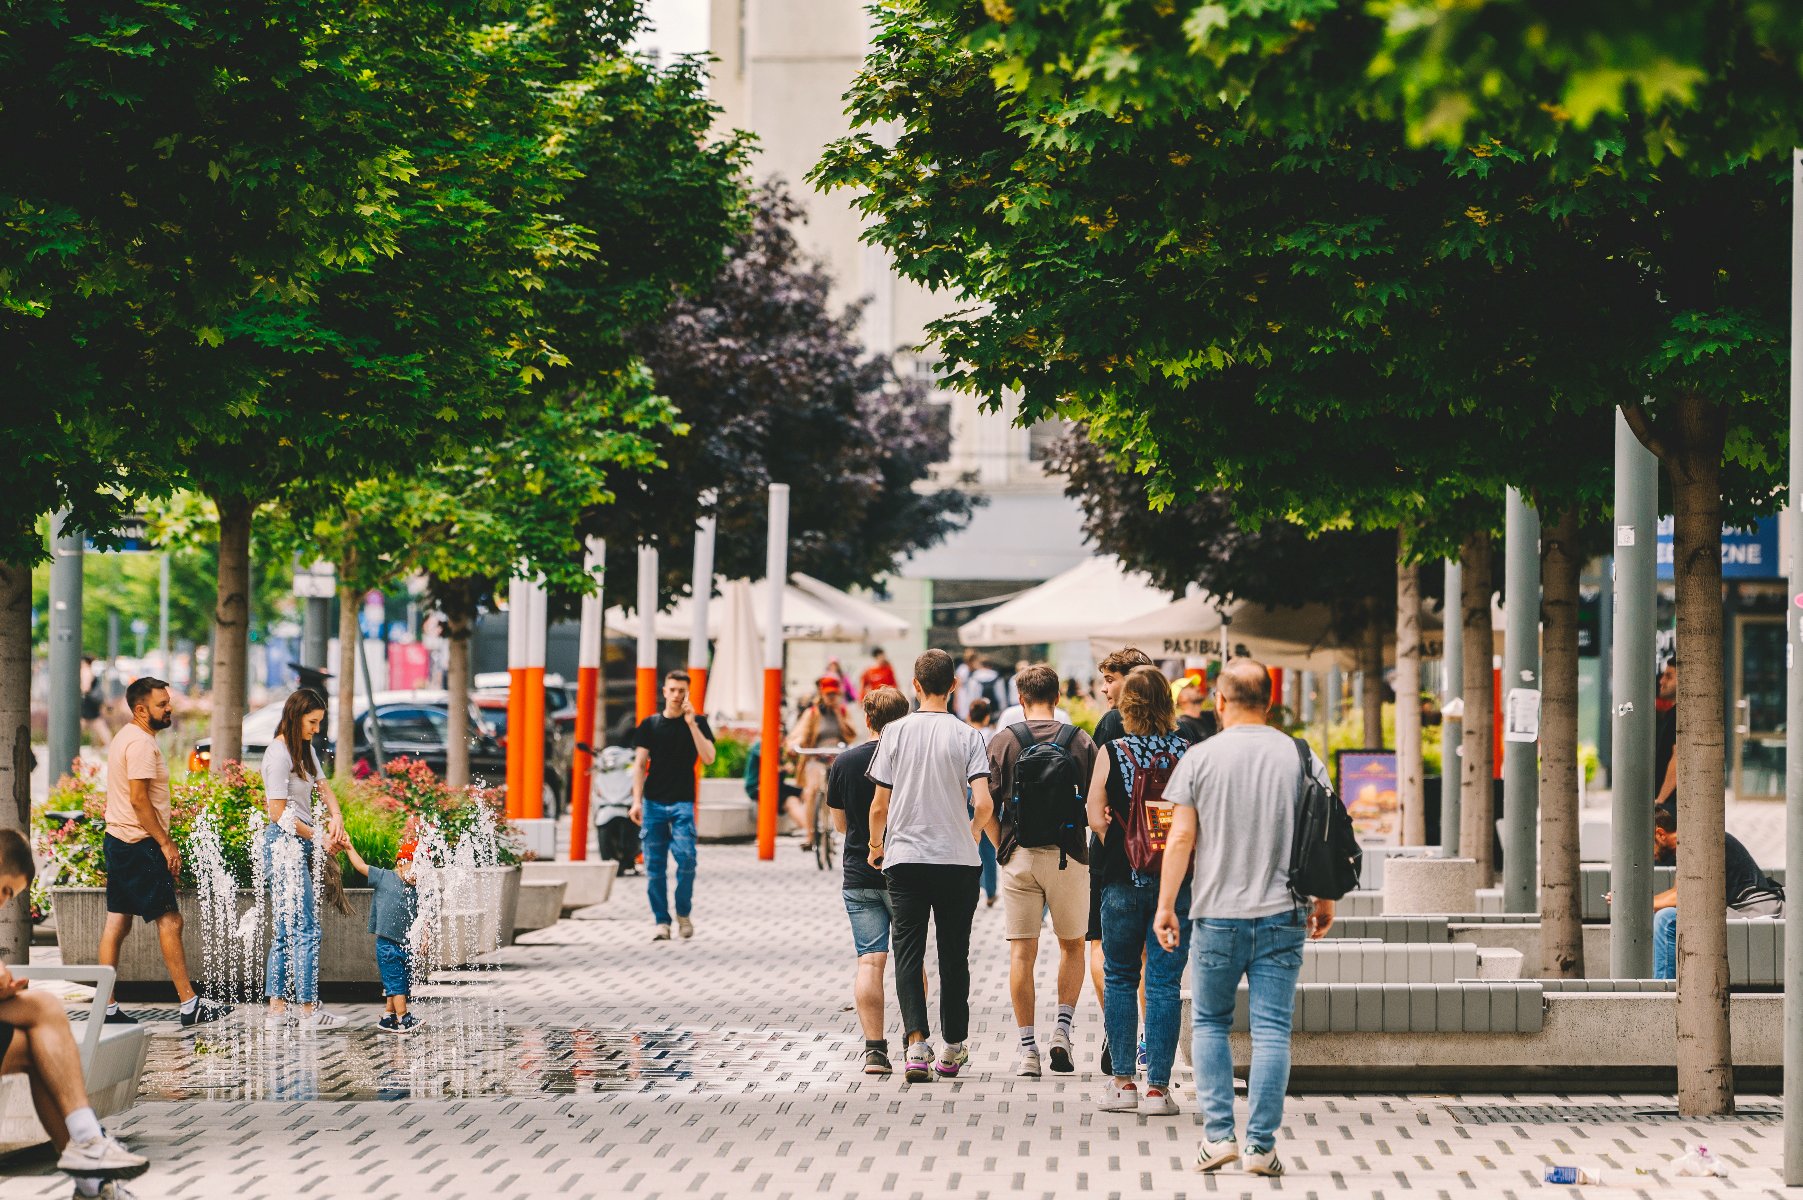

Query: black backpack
[1287,737,1362,901]
[1007,722,1086,867]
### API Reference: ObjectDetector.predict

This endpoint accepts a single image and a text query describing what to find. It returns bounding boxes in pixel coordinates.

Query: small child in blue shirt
[339,836,422,1033]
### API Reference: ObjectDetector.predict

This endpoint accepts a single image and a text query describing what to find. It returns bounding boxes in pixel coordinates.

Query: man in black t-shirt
[630,670,716,941]
[1648,805,1783,979]
[1176,681,1218,745]
[1653,661,1678,808]
[827,686,912,1075]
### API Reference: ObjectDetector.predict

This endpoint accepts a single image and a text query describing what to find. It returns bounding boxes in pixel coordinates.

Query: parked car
[188,689,523,799]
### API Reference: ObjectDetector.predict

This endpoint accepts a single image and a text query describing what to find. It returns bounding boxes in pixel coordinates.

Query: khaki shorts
[1001,846,1090,941]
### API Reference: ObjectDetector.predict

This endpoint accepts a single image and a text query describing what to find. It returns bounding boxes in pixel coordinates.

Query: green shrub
[706,734,750,779]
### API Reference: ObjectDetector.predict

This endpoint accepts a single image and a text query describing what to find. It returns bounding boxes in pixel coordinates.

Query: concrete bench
[1579,864,1676,922]
[1322,916,1451,943]
[1,967,149,1157]
[1358,846,1441,891]
[1728,917,1784,986]
[1297,942,1478,984]
[1450,917,1781,984]
[513,880,568,935]
[521,860,615,910]
[1539,978,1675,992]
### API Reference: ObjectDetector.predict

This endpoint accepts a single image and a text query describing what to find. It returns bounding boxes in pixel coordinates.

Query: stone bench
[1450,917,1780,984]
[513,880,568,935]
[1,967,149,1158]
[1322,916,1451,943]
[1539,978,1675,992]
[1728,916,1784,986]
[1357,845,1441,891]
[1297,942,1478,984]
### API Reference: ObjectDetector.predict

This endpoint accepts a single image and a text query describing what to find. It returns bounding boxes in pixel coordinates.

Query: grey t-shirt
[867,710,990,869]
[260,738,321,829]
[1165,723,1331,919]
[366,866,417,944]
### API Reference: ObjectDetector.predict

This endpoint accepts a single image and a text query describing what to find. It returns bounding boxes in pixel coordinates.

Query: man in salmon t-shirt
[97,678,228,1028]
[860,648,898,697]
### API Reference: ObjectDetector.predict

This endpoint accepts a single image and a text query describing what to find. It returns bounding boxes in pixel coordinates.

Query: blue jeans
[261,827,320,1003]
[1191,908,1309,1150]
[376,936,411,998]
[1101,877,1191,1088]
[844,888,894,956]
[979,833,998,900]
[641,799,697,926]
[1654,907,1677,979]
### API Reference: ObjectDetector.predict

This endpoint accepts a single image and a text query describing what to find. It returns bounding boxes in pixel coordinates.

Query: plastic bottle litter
[1544,1166,1602,1185]
[1674,1146,1728,1178]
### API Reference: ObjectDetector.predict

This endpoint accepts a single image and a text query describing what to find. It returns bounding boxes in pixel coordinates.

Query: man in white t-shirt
[867,649,994,1083]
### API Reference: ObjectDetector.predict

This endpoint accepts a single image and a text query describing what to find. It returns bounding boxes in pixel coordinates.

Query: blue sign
[1656,516,1779,580]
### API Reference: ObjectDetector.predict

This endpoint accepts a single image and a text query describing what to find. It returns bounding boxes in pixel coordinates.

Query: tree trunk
[1665,397,1733,1116]
[1395,538,1424,845]
[0,563,33,963]
[1537,506,1584,978]
[335,583,360,783]
[1458,529,1497,882]
[1359,609,1385,749]
[442,581,475,789]
[208,496,253,770]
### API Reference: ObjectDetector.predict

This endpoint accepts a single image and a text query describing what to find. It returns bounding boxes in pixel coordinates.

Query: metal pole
[636,547,659,721]
[158,552,170,674]
[521,580,547,820]
[688,491,718,715]
[1781,147,1803,1186]
[47,512,83,780]
[1441,557,1464,858]
[1502,488,1542,912]
[357,627,387,774]
[301,597,329,670]
[1611,408,1659,978]
[506,578,527,817]
[571,538,605,861]
[757,484,790,861]
[1597,555,1614,783]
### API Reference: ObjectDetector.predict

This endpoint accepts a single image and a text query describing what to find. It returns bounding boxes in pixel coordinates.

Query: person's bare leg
[1055,937,1086,1007]
[97,912,130,971]
[1087,940,1105,1009]
[854,952,888,1039]
[154,910,197,1003]
[1009,938,1040,1028]
[0,991,85,1146]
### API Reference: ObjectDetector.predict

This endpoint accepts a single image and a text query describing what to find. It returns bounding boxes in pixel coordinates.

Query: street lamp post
[1611,409,1659,978]
[1501,489,1541,912]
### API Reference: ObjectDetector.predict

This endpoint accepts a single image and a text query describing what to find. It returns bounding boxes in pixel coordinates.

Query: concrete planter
[511,818,558,860]
[514,881,567,934]
[521,860,615,909]
[476,864,523,949]
[1383,857,1481,914]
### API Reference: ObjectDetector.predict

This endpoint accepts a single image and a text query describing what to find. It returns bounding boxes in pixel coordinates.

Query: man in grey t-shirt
[867,649,994,1083]
[1153,659,1334,1178]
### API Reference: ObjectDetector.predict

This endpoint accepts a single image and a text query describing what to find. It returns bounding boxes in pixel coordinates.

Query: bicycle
[795,746,841,872]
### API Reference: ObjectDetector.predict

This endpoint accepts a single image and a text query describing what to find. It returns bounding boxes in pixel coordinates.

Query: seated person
[1651,806,1784,979]
[744,737,804,808]
[1,828,150,1198]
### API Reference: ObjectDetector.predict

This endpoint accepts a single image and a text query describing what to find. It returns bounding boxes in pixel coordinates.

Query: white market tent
[1091,595,1360,672]
[959,557,1173,646]
[604,573,908,644]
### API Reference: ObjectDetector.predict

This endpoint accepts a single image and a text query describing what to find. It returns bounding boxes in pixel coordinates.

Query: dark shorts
[103,834,180,923]
[376,937,411,998]
[1086,850,1104,941]
[0,1020,12,1062]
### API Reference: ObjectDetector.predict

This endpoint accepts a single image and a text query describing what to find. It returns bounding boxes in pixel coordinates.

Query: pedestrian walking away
[986,664,1096,1078]
[1154,659,1336,1177]
[965,697,1001,906]
[1085,645,1151,1075]
[260,687,347,1029]
[1088,666,1190,1115]
[1,830,151,1199]
[632,670,716,941]
[828,686,913,1076]
[867,649,994,1083]
[97,677,230,1029]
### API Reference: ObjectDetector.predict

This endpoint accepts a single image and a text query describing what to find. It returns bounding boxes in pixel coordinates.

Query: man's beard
[148,714,173,731]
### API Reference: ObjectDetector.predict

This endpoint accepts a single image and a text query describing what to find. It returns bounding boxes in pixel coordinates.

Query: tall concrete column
[301,597,329,670]
[1501,489,1542,912]
[1441,557,1464,858]
[1781,148,1803,1185]
[46,512,84,780]
[1611,409,1659,978]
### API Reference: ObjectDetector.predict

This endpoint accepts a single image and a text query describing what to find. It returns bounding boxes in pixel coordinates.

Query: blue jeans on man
[641,799,697,926]
[1101,875,1191,1088]
[1653,907,1678,979]
[1190,907,1309,1151]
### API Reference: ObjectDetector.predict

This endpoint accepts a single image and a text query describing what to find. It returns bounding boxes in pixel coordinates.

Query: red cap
[396,839,419,863]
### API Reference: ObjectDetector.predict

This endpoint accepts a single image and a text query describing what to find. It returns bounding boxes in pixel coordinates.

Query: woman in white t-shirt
[259,687,345,1028]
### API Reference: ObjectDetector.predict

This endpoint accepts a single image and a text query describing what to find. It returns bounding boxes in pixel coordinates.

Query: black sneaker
[179,998,231,1028]
[397,1013,423,1033]
[377,1015,401,1034]
[1099,1036,1112,1077]
[863,1048,892,1076]
[103,1007,139,1026]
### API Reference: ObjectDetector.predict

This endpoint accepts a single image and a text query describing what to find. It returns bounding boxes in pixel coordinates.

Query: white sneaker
[1047,1027,1075,1074]
[653,924,672,941]
[1017,1048,1042,1078]
[57,1132,148,1177]
[1243,1146,1284,1176]
[73,1183,141,1200]
[1139,1086,1180,1116]
[1099,1079,1138,1112]
[1195,1137,1240,1172]
[904,1041,935,1083]
[676,916,693,939]
[295,1007,345,1030]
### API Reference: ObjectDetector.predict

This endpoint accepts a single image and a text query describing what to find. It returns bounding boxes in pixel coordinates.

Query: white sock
[104,1002,119,1014]
[1019,1026,1039,1052]
[65,1105,102,1144]
[180,995,199,1013]
[74,1179,103,1199]
[1056,1004,1076,1036]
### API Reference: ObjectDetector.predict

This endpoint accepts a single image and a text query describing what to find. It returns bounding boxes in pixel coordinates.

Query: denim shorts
[376,936,411,998]
[843,888,894,956]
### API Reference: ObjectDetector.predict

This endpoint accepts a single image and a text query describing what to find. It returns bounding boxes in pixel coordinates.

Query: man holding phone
[631,670,716,942]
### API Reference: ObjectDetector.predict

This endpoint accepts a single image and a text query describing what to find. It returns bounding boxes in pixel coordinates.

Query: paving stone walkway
[7,839,1792,1198]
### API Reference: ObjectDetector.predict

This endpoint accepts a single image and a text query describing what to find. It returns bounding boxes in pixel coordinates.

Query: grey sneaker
[1139,1086,1180,1116]
[57,1132,148,1177]
[653,924,672,941]
[1017,1048,1042,1078]
[676,915,693,939]
[1195,1136,1239,1172]
[935,1042,970,1078]
[1243,1146,1284,1176]
[904,1041,935,1083]
[1047,1027,1075,1074]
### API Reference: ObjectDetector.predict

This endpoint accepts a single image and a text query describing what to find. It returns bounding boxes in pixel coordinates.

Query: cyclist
[787,677,861,852]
